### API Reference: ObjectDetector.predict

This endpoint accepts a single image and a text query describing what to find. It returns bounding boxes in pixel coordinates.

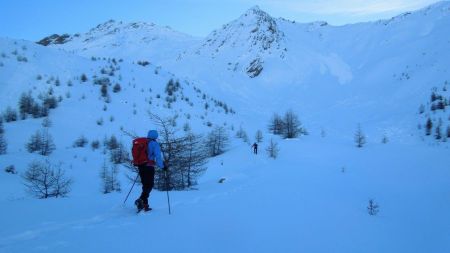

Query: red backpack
[131,138,155,166]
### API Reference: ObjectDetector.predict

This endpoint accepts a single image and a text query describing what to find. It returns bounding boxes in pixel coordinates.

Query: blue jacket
[147,130,164,168]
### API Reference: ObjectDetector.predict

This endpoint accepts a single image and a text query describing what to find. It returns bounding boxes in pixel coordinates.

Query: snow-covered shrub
[282,110,304,139]
[137,60,149,66]
[26,131,42,153]
[94,77,110,86]
[266,139,279,159]
[0,133,7,155]
[150,113,209,190]
[3,107,18,122]
[268,111,305,139]
[16,55,28,62]
[100,161,121,194]
[19,92,55,119]
[268,113,284,135]
[255,130,263,143]
[419,104,425,114]
[96,118,103,126]
[100,84,108,98]
[165,79,180,96]
[354,124,366,148]
[109,143,129,164]
[42,94,58,109]
[22,160,73,199]
[19,92,36,119]
[0,119,7,154]
[113,83,121,93]
[381,134,389,144]
[367,199,380,216]
[435,125,442,140]
[183,122,191,132]
[205,126,229,157]
[236,126,247,139]
[73,135,88,148]
[91,140,100,150]
[80,73,88,82]
[0,118,4,134]
[104,135,119,150]
[4,165,16,174]
[31,103,48,118]
[26,129,55,156]
[39,130,55,156]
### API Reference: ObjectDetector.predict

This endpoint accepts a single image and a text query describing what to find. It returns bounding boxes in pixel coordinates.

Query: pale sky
[0,0,442,41]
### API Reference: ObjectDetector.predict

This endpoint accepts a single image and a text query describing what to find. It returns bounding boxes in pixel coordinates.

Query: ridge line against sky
[0,0,442,41]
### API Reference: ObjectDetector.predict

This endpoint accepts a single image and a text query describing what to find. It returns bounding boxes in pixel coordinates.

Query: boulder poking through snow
[246,58,263,78]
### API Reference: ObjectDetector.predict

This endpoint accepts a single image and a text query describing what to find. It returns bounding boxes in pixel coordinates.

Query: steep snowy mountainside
[176,6,286,78]
[28,1,450,141]
[40,19,200,63]
[0,37,238,153]
[166,1,450,142]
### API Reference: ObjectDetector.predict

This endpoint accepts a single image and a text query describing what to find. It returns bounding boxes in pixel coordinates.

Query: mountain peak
[180,5,285,78]
[245,5,262,13]
[242,5,271,20]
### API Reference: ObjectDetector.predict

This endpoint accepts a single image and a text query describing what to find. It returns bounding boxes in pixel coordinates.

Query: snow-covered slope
[0,37,238,152]
[175,6,286,78]
[1,2,450,253]
[164,1,450,142]
[40,19,200,64]
[1,134,450,253]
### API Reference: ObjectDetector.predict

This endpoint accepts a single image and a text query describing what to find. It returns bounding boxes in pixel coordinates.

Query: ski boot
[143,204,152,212]
[135,198,144,213]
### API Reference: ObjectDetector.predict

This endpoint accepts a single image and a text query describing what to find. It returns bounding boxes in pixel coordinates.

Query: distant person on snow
[133,130,166,212]
[252,142,258,155]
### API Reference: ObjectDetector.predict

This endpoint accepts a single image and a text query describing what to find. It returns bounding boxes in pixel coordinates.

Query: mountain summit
[38,19,200,62]
[173,6,285,78]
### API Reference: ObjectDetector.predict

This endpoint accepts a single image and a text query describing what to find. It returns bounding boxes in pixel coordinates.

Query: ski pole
[164,170,172,215]
[123,173,139,204]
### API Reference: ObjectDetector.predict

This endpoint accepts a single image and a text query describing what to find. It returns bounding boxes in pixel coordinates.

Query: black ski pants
[138,165,155,205]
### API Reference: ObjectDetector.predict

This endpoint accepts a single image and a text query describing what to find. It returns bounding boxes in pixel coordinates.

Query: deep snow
[1,2,450,253]
[1,137,449,253]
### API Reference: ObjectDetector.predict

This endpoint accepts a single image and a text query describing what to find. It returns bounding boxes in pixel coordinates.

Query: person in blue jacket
[135,130,166,212]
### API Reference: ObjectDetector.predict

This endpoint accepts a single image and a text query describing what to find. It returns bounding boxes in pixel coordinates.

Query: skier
[252,142,258,155]
[135,130,166,212]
